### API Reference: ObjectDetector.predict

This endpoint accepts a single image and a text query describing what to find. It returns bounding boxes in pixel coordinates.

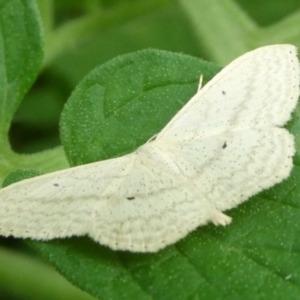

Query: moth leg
[210,211,232,226]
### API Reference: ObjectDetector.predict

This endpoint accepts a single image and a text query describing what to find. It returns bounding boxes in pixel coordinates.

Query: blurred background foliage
[3,0,300,299]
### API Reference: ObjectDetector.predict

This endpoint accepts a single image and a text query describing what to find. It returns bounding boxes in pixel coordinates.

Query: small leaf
[2,169,42,188]
[0,0,43,138]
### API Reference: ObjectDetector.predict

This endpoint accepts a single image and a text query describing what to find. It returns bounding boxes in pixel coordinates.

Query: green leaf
[60,49,218,166]
[0,0,69,184]
[29,49,300,300]
[0,0,43,139]
[2,169,42,188]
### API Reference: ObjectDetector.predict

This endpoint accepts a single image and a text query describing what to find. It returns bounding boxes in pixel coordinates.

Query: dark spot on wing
[222,142,227,149]
[53,183,59,187]
[127,196,135,200]
[222,90,226,95]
